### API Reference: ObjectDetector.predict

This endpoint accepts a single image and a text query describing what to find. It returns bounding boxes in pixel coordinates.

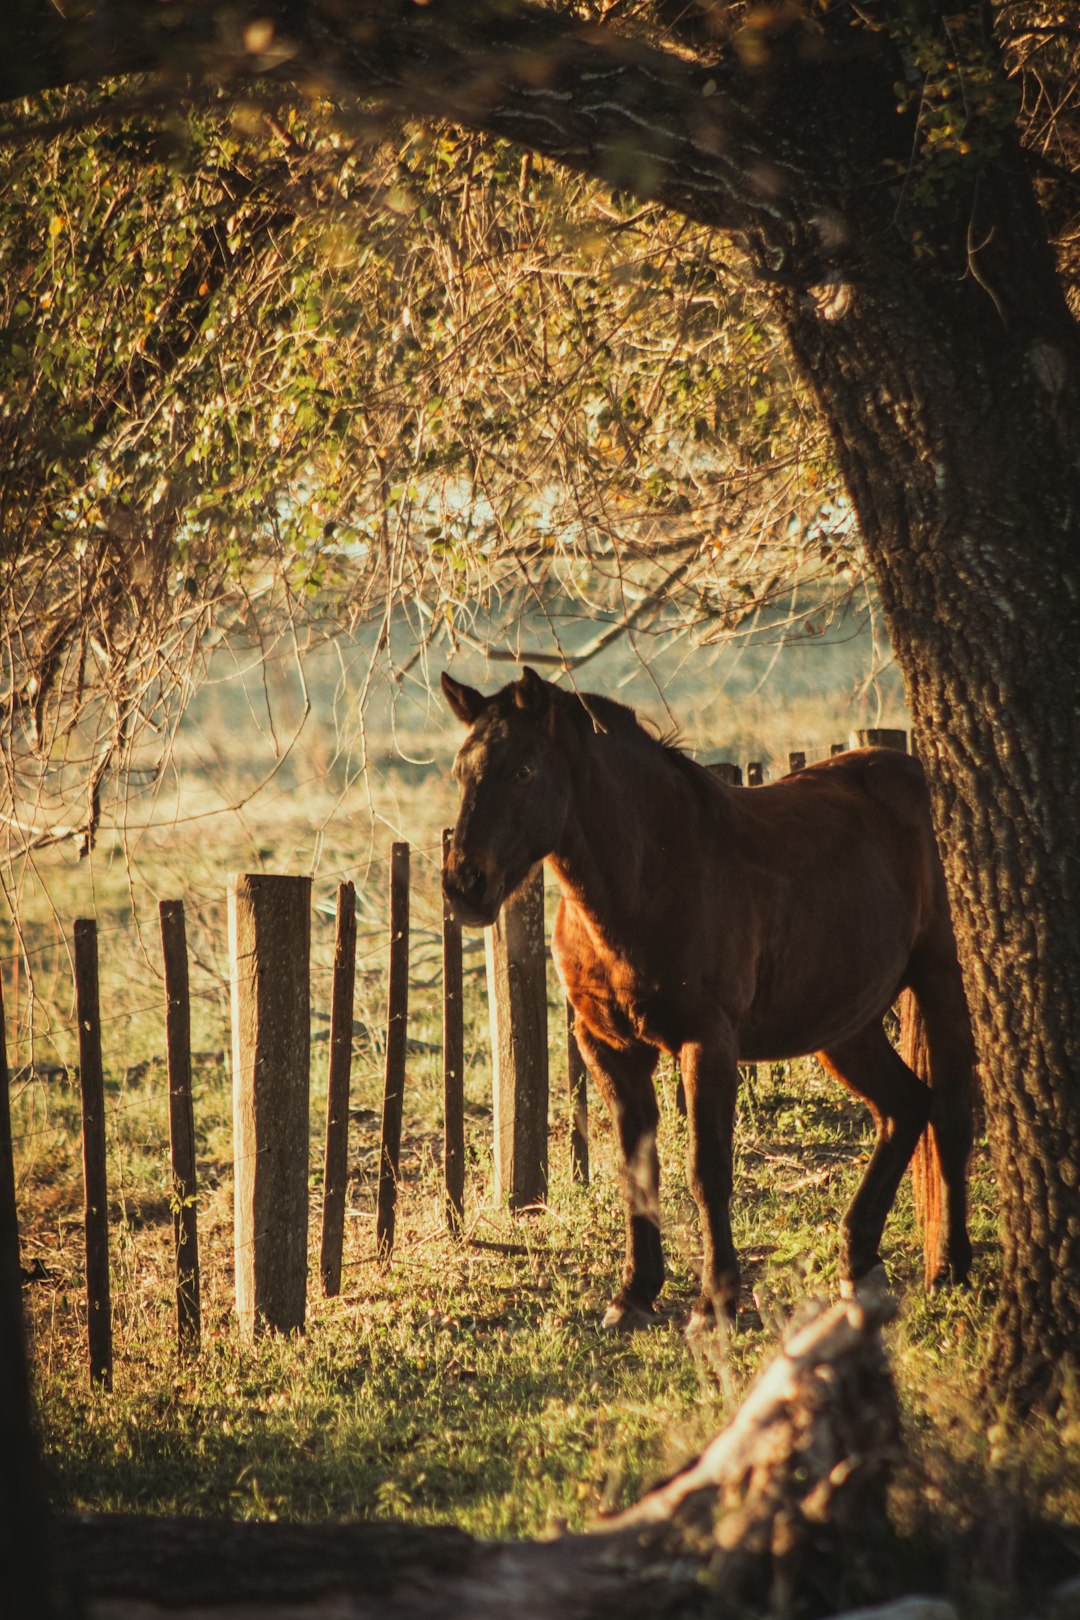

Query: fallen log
[828,1601,958,1620]
[67,1294,903,1620]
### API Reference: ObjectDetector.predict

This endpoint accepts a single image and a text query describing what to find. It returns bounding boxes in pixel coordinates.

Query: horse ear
[514,665,547,713]
[441,671,486,726]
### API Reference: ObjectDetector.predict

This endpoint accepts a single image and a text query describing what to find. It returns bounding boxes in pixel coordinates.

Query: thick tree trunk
[0,1226,74,1616]
[767,160,1080,1409]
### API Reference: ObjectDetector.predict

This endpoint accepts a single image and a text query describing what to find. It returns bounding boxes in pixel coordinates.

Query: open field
[12,981,1014,1542]
[4,617,1079,1611]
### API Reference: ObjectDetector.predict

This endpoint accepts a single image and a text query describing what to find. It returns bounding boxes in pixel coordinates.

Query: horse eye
[513,762,533,783]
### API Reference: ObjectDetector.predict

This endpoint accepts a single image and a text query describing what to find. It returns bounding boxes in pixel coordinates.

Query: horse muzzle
[442,853,505,929]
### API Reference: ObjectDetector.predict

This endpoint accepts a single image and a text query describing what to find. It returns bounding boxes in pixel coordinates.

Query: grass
[10,950,1028,1547]
[3,650,1079,1614]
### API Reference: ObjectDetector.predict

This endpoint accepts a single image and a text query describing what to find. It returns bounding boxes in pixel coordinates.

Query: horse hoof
[930,1246,972,1290]
[601,1300,658,1333]
[929,1264,970,1292]
[684,1308,715,1340]
[840,1263,890,1303]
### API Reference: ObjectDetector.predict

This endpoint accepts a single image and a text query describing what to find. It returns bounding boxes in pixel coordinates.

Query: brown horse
[442,666,975,1329]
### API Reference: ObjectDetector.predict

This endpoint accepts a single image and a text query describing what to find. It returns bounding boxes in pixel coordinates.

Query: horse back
[744,746,945,932]
[712,747,952,1056]
[786,746,942,904]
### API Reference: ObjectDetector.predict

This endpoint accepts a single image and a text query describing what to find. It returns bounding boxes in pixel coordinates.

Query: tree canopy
[2,3,1077,846]
[0,26,862,854]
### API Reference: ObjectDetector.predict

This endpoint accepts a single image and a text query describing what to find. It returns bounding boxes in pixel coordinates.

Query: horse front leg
[574,1025,663,1329]
[681,1035,740,1327]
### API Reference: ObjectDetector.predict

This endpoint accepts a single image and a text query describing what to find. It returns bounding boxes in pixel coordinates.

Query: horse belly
[738,1003,885,1063]
[736,931,908,1061]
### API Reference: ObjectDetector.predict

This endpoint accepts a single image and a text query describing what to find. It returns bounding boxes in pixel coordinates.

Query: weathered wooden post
[566,1001,589,1186]
[376,844,410,1258]
[485,866,548,1211]
[857,728,908,752]
[229,874,311,1337]
[746,761,766,786]
[320,881,356,1297]
[710,761,743,785]
[159,900,201,1352]
[0,973,19,1287]
[442,830,465,1236]
[788,750,807,773]
[73,918,112,1389]
[0,1160,66,1620]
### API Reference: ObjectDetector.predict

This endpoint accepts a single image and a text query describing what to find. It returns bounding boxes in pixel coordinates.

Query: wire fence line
[6,735,913,1380]
[0,867,472,1092]
[3,840,478,1169]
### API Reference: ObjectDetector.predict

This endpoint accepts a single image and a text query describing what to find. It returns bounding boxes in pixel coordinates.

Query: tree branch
[0,1,903,254]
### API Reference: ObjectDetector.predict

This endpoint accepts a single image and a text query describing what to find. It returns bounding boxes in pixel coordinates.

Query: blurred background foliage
[0,76,846,854]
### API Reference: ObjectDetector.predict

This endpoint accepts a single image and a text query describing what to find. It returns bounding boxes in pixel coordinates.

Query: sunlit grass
[13,982,1021,1547]
[4,674,1078,1606]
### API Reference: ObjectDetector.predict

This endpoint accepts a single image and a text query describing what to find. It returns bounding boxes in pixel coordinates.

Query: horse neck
[548,733,702,927]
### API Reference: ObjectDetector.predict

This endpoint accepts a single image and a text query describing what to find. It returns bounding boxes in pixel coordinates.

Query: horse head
[441,666,572,927]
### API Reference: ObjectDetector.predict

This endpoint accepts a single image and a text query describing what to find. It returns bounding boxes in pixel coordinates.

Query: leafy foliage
[0,77,844,852]
[4,1,1078,852]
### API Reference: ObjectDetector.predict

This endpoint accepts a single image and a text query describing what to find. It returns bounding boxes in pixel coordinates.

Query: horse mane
[556,685,712,792]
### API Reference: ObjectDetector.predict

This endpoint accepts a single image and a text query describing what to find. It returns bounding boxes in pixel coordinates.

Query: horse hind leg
[680,1035,741,1327]
[901,962,976,1288]
[574,1025,664,1328]
[819,1021,932,1290]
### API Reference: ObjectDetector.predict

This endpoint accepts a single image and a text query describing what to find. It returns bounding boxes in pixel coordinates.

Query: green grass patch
[5,780,1078,1607]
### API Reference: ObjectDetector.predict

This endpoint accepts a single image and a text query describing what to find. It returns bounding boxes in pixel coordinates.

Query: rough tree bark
[2,0,1079,1408]
[772,167,1080,1407]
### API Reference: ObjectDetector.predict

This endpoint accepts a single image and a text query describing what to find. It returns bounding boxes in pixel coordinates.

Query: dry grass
[3,636,1078,1612]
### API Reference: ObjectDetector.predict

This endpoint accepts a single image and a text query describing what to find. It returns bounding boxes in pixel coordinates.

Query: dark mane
[556,685,712,790]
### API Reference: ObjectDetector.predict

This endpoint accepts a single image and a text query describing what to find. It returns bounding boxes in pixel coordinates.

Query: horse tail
[898,987,942,1289]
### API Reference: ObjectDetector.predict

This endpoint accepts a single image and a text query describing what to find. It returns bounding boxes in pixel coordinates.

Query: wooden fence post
[746,761,765,786]
[485,866,548,1211]
[229,874,311,1337]
[159,901,201,1352]
[442,830,465,1236]
[857,728,908,752]
[0,1154,66,1620]
[710,761,742,785]
[320,881,356,1297]
[376,844,410,1258]
[830,742,847,756]
[0,973,19,1287]
[566,1001,589,1186]
[788,750,807,773]
[73,919,112,1390]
